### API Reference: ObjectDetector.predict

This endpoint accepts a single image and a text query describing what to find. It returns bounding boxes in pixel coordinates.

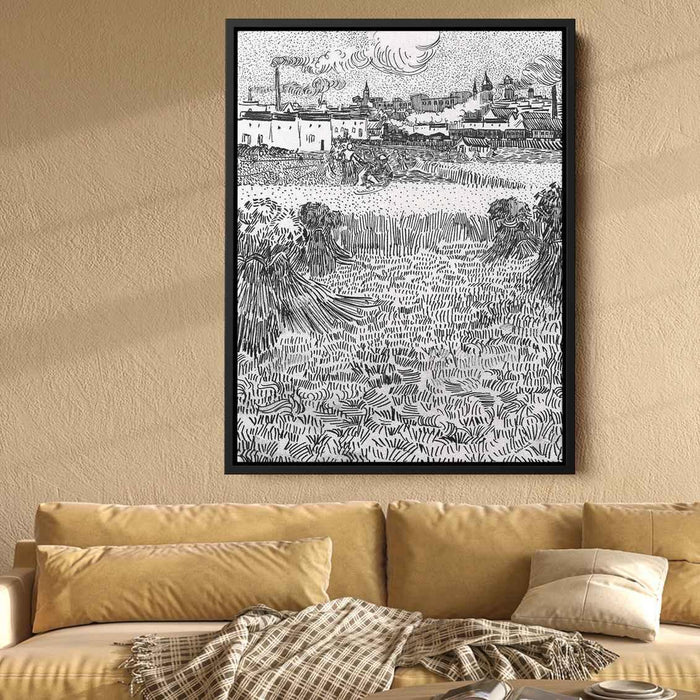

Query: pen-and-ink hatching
[235,28,565,464]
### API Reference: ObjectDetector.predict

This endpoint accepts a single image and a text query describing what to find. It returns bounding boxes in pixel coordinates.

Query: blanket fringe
[546,636,619,681]
[115,635,159,698]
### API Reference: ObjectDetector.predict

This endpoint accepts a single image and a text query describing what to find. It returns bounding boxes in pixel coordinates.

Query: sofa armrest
[0,568,34,648]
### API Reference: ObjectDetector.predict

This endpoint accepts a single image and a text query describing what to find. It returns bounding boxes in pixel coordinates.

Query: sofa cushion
[511,548,668,641]
[386,501,582,619]
[35,501,386,604]
[583,503,700,626]
[0,620,222,700]
[33,538,332,633]
[393,624,700,692]
[2,622,700,699]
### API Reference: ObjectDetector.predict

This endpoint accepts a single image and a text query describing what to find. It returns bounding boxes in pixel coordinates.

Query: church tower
[472,77,478,99]
[480,71,493,104]
[361,81,370,107]
[503,75,515,101]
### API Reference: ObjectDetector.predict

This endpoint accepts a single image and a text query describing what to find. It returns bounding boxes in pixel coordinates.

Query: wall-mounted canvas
[226,19,575,473]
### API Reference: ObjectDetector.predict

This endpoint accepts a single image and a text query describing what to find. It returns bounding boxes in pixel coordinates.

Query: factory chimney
[274,66,282,111]
[551,84,558,119]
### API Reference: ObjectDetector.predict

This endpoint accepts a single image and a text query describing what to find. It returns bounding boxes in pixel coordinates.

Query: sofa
[1,500,700,699]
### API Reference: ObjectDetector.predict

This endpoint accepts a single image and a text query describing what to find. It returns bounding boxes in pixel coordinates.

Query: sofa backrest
[386,500,583,620]
[34,501,387,605]
[13,540,37,569]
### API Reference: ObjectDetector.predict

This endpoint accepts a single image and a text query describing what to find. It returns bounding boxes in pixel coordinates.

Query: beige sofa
[1,500,700,699]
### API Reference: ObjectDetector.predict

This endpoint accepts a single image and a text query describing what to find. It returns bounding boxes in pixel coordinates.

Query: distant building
[449,89,472,103]
[238,109,332,152]
[367,118,383,140]
[482,106,518,131]
[390,97,410,118]
[361,81,371,107]
[239,110,274,147]
[298,112,332,151]
[409,88,473,112]
[480,72,494,104]
[237,86,273,117]
[269,113,300,150]
[455,136,491,157]
[502,75,516,101]
[447,113,483,140]
[329,112,369,140]
[521,112,563,139]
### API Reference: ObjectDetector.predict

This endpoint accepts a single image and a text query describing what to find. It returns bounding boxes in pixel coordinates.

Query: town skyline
[237,30,562,106]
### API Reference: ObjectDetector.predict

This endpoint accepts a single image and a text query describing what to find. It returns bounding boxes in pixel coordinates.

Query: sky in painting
[237,30,562,106]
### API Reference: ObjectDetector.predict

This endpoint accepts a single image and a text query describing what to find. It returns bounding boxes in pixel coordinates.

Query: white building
[482,107,517,131]
[329,113,369,140]
[239,111,273,147]
[269,113,300,150]
[298,113,332,152]
[238,110,332,152]
[455,136,492,158]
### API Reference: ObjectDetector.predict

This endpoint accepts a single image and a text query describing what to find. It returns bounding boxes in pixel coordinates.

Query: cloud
[272,31,441,77]
[282,76,347,97]
[519,55,562,87]
[271,56,310,68]
[367,31,441,76]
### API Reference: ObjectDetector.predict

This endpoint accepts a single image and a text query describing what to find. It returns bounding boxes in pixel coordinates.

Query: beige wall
[2,0,699,571]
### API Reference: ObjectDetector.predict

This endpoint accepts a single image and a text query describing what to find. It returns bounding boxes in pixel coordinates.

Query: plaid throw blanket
[121,598,617,700]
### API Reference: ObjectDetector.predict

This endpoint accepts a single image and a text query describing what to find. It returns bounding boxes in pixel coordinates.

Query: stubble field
[236,159,564,463]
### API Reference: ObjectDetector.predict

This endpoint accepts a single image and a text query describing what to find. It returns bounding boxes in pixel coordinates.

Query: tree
[529,183,563,306]
[481,197,538,264]
[351,95,362,104]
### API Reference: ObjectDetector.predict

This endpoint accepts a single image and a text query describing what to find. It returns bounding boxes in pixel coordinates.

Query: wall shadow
[1,273,224,377]
[573,32,592,475]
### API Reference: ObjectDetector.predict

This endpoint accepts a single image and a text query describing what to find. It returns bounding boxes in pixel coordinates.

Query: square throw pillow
[511,548,668,641]
[583,502,700,625]
[34,537,333,633]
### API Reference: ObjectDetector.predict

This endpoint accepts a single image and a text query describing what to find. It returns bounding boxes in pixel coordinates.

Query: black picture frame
[226,18,575,474]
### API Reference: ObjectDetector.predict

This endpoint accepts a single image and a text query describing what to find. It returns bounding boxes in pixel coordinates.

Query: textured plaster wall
[1,1,699,571]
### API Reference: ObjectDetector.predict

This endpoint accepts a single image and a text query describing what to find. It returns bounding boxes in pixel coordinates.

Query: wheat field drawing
[228,21,574,472]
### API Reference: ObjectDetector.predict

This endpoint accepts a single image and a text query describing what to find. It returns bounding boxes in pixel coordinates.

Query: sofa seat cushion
[3,623,700,699]
[393,624,700,692]
[0,620,223,700]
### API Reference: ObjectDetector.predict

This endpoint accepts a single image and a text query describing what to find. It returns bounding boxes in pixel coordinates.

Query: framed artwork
[227,19,575,473]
